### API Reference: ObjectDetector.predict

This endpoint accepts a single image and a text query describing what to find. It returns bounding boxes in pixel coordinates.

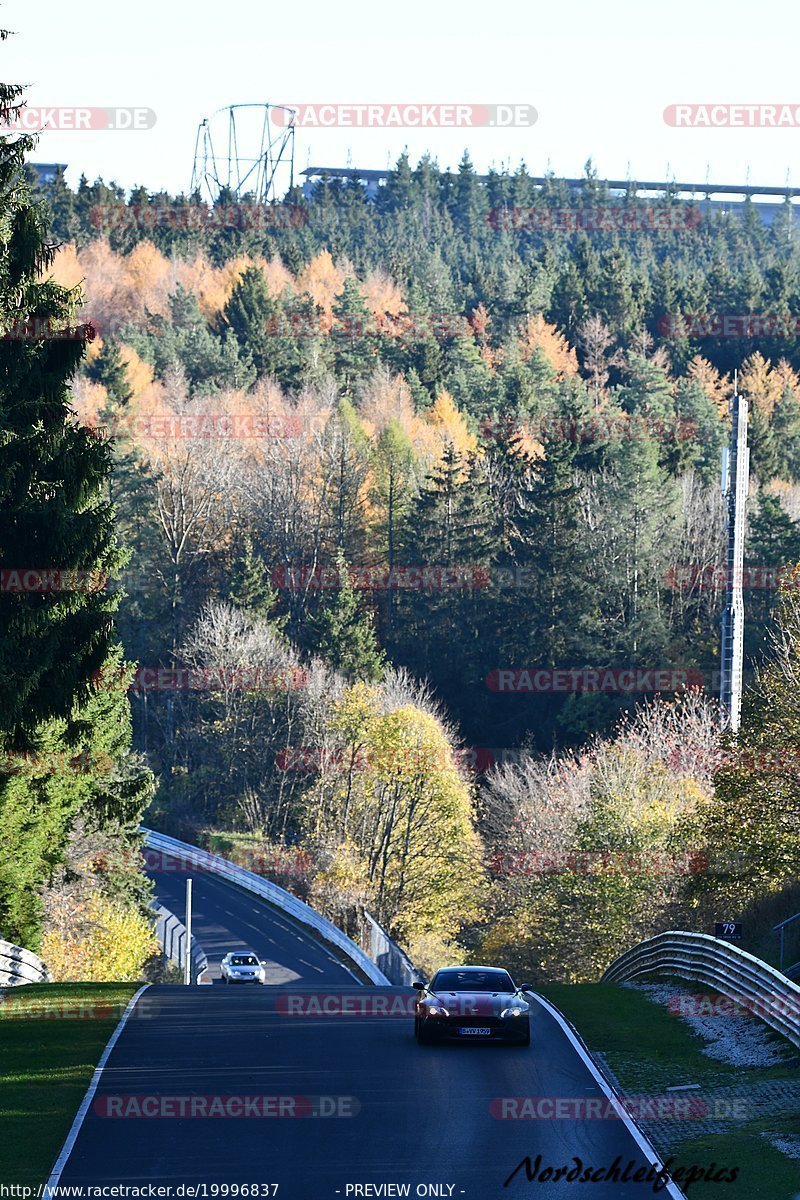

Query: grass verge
[539,983,800,1198]
[0,982,138,1188]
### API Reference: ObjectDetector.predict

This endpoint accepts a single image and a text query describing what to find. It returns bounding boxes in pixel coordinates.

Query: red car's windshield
[431,969,514,993]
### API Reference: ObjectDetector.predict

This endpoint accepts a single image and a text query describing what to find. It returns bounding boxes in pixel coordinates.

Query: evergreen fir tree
[85,338,133,407]
[306,550,384,682]
[0,84,125,747]
[331,276,379,389]
[0,60,154,942]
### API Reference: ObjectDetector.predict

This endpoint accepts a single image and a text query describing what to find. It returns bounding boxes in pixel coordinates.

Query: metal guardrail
[773,909,800,976]
[602,930,800,1049]
[0,938,51,986]
[141,828,390,985]
[151,902,208,984]
[362,911,418,986]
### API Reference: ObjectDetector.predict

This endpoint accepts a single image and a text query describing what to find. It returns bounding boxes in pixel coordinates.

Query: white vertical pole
[184,878,193,985]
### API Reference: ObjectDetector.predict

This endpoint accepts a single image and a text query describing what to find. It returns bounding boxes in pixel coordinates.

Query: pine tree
[222,265,276,378]
[229,536,285,626]
[0,80,125,748]
[86,338,133,407]
[370,421,416,645]
[395,446,497,708]
[745,492,800,653]
[325,397,370,553]
[748,401,779,484]
[772,386,800,482]
[331,276,378,390]
[510,431,598,668]
[0,60,154,942]
[306,550,384,681]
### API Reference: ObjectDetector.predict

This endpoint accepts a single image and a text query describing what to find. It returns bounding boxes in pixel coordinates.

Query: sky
[5,0,800,197]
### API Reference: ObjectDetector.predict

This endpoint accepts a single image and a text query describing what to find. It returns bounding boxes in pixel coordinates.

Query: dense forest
[34,157,800,751]
[4,152,800,979]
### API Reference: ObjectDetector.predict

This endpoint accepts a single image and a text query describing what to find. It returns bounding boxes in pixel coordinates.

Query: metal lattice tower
[190,104,296,205]
[720,383,749,731]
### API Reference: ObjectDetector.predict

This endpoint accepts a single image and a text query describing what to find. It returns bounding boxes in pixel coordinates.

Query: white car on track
[219,949,267,984]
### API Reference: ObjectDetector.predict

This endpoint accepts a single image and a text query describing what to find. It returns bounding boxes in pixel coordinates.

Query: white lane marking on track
[531,993,687,1200]
[45,984,151,1190]
[298,958,325,973]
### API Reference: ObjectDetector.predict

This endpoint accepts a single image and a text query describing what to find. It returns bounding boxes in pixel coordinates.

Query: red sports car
[413,965,532,1045]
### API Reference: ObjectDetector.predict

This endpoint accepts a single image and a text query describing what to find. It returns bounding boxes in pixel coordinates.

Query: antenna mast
[719,373,749,731]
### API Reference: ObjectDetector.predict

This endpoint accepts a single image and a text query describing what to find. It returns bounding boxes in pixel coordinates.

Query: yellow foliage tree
[519,314,579,378]
[359,370,439,469]
[773,358,800,399]
[119,344,156,401]
[308,683,486,946]
[70,377,109,429]
[740,352,784,418]
[297,250,346,317]
[361,268,405,319]
[45,243,84,291]
[261,254,296,298]
[686,354,730,417]
[42,893,159,982]
[426,389,477,459]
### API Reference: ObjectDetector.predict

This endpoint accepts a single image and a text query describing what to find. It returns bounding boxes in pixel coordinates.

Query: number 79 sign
[715,922,743,941]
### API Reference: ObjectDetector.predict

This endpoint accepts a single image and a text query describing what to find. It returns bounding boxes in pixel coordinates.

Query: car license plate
[460,1026,492,1036]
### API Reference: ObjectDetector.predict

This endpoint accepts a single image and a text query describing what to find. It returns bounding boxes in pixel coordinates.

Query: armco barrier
[151,902,208,984]
[0,938,51,986]
[602,930,800,1049]
[141,828,389,985]
[362,911,419,986]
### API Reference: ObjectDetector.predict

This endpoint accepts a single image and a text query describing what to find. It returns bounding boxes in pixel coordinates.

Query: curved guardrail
[0,939,51,986]
[362,911,418,986]
[602,930,800,1049]
[151,902,209,984]
[141,828,390,985]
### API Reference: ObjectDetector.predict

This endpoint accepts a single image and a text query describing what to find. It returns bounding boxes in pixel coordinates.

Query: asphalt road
[149,855,362,985]
[53,866,680,1198]
[56,985,673,1198]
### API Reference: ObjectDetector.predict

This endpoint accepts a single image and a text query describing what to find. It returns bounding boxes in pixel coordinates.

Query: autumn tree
[306,681,486,964]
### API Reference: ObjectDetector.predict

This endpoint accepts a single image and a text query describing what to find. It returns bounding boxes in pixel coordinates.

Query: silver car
[220,950,267,985]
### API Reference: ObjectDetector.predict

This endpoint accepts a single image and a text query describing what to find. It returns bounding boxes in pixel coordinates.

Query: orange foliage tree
[519,314,579,378]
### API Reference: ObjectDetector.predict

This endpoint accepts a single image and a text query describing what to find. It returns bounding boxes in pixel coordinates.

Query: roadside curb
[44,984,151,1191]
[531,992,687,1200]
